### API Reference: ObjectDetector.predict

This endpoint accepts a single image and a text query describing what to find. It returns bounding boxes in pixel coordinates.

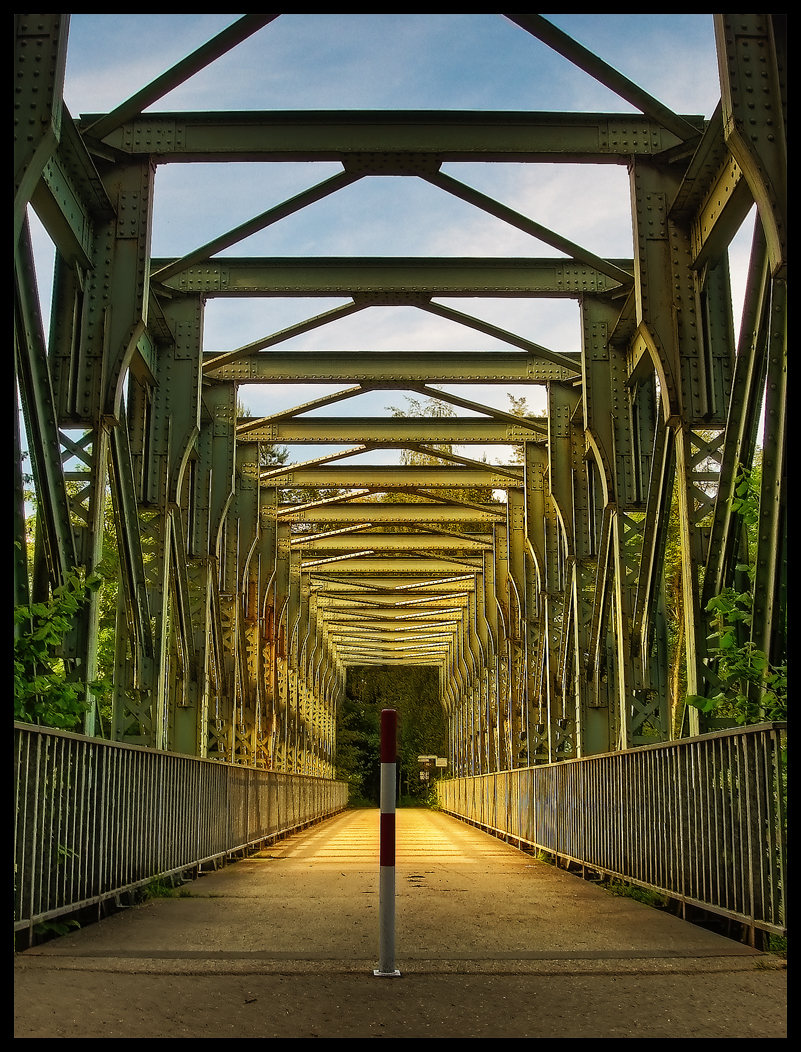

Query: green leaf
[686,694,718,714]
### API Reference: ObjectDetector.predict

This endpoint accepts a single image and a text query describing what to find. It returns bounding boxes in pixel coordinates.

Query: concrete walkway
[14,809,786,1038]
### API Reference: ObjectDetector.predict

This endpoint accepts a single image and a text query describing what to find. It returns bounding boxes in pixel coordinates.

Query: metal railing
[438,724,787,937]
[14,723,349,939]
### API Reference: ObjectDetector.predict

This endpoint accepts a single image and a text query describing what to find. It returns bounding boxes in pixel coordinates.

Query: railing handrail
[441,722,787,779]
[12,721,342,777]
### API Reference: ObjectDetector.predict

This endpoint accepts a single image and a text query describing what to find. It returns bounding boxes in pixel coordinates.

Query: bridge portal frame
[15,15,786,778]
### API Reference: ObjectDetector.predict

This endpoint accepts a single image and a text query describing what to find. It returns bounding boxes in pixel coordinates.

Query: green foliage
[686,586,786,724]
[381,393,500,530]
[33,918,81,937]
[338,666,447,806]
[14,564,106,731]
[336,695,381,804]
[57,844,79,865]
[729,464,761,553]
[766,934,787,957]
[687,464,786,726]
[140,878,176,899]
[603,879,666,908]
[503,393,529,466]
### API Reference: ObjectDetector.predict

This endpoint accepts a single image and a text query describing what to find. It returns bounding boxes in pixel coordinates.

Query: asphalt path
[14,808,786,1038]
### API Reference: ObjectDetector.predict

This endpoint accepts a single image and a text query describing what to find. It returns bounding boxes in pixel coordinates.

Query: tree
[237,396,346,534]
[503,393,529,466]
[342,665,447,805]
[388,393,458,466]
[382,393,498,523]
[236,397,290,471]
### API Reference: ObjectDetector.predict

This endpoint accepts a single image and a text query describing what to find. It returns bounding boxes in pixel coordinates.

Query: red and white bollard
[374,708,401,977]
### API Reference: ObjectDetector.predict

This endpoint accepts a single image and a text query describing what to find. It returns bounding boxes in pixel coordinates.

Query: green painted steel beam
[503,15,703,144]
[238,417,546,445]
[328,616,460,629]
[83,16,279,143]
[329,627,457,640]
[278,503,504,523]
[715,15,787,275]
[14,14,70,239]
[15,219,77,584]
[320,605,472,616]
[327,609,463,621]
[205,349,579,384]
[79,110,698,160]
[668,105,753,268]
[318,584,474,596]
[302,556,483,574]
[336,641,451,652]
[309,573,479,590]
[31,154,94,270]
[324,600,470,612]
[271,465,522,488]
[240,384,549,436]
[154,256,630,297]
[293,532,492,551]
[28,113,115,271]
[339,656,447,666]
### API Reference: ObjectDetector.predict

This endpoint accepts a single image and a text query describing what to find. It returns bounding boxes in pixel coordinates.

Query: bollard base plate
[373,969,401,977]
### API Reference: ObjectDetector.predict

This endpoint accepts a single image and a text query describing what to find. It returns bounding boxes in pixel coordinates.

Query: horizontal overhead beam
[152,257,631,296]
[324,615,466,626]
[310,574,479,590]
[328,627,457,639]
[318,591,472,605]
[340,657,447,666]
[269,465,523,488]
[293,532,492,551]
[79,110,700,160]
[204,349,580,383]
[274,502,505,523]
[336,640,451,652]
[325,602,468,615]
[238,417,547,445]
[303,556,482,574]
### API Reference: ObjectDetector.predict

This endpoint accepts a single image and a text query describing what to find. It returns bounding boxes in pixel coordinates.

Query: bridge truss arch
[15,15,786,778]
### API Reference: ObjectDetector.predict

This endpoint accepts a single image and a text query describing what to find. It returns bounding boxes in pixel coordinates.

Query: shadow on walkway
[15,809,786,1038]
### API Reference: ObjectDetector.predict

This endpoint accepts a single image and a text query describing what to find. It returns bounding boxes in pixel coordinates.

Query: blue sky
[29,14,754,465]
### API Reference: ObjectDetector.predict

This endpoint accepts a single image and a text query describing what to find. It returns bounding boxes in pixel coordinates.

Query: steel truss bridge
[14,16,786,939]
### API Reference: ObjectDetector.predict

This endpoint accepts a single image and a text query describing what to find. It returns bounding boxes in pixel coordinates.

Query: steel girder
[15,15,786,779]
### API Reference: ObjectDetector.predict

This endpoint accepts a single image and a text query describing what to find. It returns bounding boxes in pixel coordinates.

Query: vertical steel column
[523,442,549,763]
[201,383,237,760]
[630,159,710,736]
